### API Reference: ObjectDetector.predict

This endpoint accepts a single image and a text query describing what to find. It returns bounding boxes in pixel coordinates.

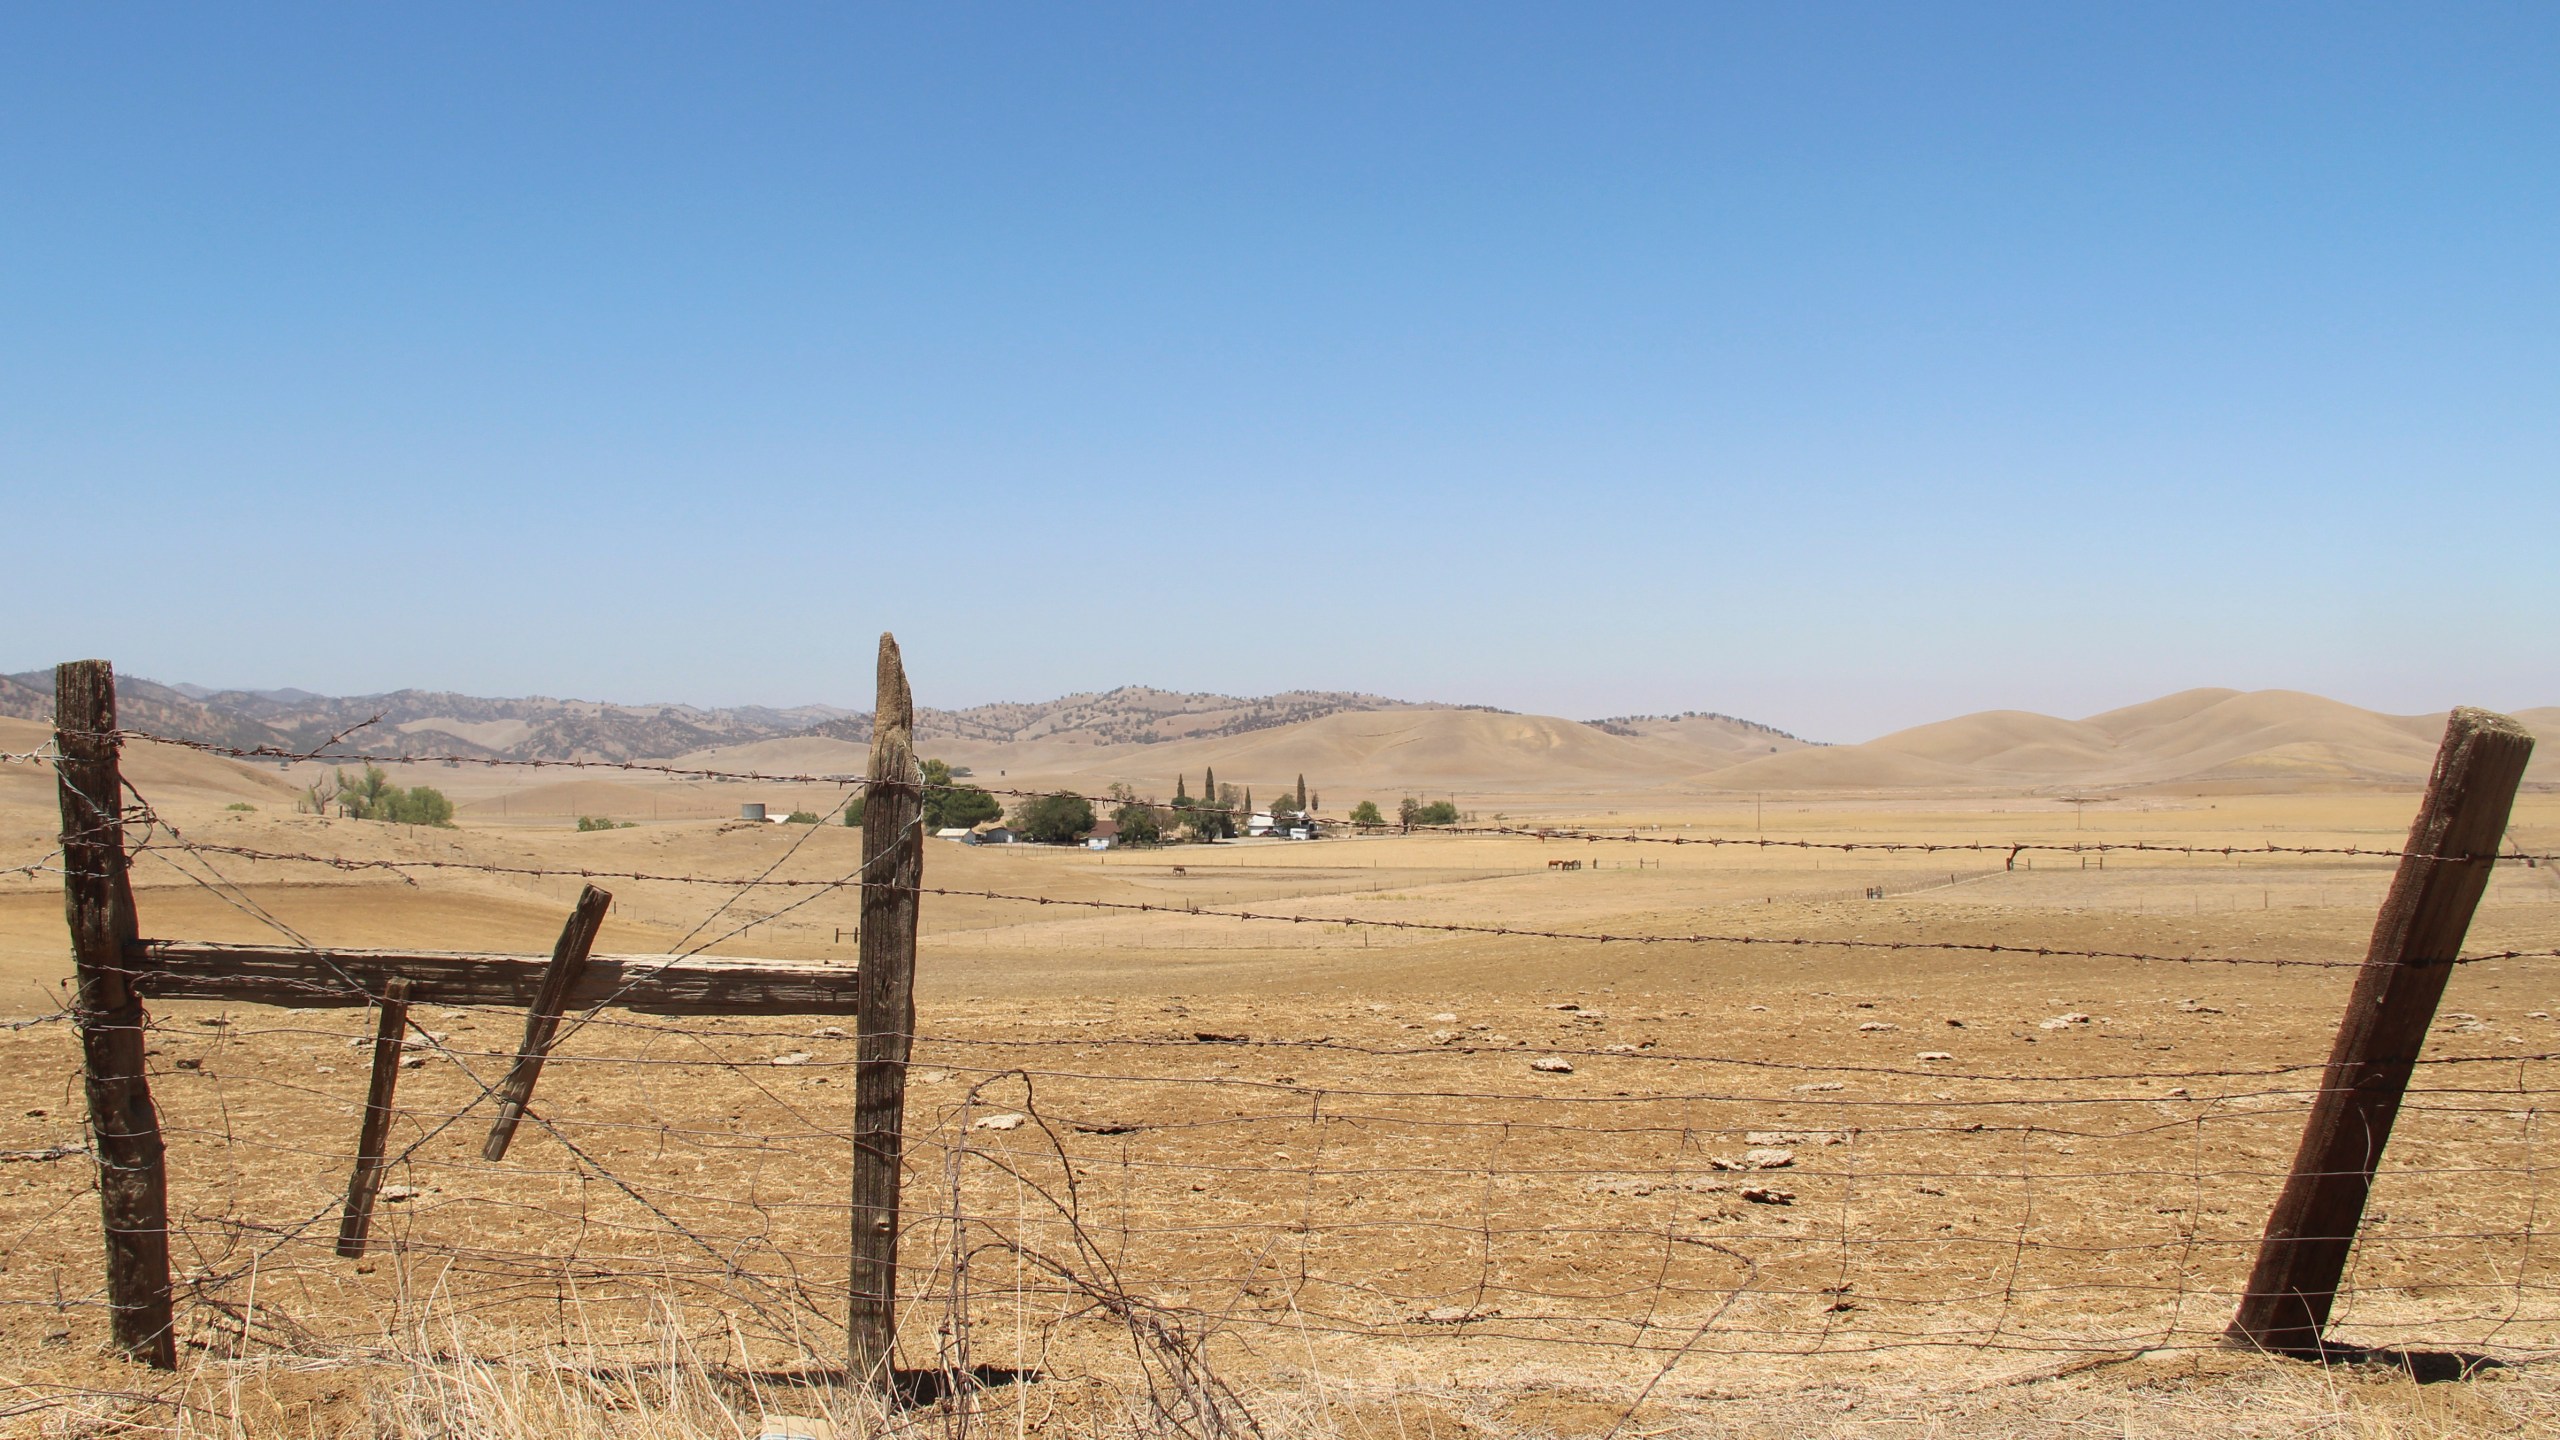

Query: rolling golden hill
[691,689,2554,801]
[1697,689,2556,793]
[6,688,2553,816]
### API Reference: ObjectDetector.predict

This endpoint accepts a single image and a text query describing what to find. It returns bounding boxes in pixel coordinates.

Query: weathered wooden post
[337,978,416,1258]
[2228,707,2534,1355]
[482,885,613,1161]
[848,633,925,1387]
[53,660,176,1367]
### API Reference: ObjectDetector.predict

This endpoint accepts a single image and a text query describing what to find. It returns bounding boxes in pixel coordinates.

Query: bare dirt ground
[1,749,2556,1436]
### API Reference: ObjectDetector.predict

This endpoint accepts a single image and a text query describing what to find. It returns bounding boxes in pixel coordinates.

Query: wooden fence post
[848,633,924,1388]
[482,885,612,1161]
[53,660,176,1367]
[337,978,416,1258]
[2228,707,2535,1355]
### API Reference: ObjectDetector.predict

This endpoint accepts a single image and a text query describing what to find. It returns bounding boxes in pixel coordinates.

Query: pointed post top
[2444,706,2532,746]
[869,633,916,786]
[2419,708,2533,858]
[54,660,118,743]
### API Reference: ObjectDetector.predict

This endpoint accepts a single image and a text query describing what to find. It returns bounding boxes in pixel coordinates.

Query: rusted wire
[116,835,2560,970]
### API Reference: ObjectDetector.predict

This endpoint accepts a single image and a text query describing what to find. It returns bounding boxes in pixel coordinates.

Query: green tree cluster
[1168,770,1238,841]
[1171,784,1235,839]
[1153,765,1345,839]
[921,758,1002,830]
[333,765,454,826]
[1113,802,1163,846]
[1348,800,1385,826]
[1015,791,1097,844]
[1399,797,1459,827]
[575,816,636,832]
[1103,784,1166,847]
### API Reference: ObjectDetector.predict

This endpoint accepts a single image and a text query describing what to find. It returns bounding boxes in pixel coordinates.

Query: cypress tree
[1204,766,1216,805]
[1244,787,1254,816]
[1175,774,1189,804]
[1295,774,1307,809]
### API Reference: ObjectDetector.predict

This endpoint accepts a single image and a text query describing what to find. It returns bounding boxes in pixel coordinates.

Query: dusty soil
[1,751,2556,1436]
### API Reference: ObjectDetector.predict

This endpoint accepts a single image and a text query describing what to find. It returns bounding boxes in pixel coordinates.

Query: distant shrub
[576,816,635,832]
[333,765,455,828]
[224,802,255,813]
[783,810,822,825]
[390,786,454,827]
[1399,798,1459,827]
[843,795,865,827]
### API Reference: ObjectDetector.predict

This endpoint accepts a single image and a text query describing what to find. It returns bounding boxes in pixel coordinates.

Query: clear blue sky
[4,4,2553,741]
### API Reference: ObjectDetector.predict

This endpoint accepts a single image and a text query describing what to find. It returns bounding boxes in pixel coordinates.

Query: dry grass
[3,780,2557,1437]
[11,1326,2560,1438]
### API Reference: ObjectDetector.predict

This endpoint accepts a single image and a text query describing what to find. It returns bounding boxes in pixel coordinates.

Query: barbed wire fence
[2,657,2554,1436]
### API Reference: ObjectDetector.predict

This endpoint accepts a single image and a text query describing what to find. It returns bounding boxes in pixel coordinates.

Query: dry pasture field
[1,741,2557,1437]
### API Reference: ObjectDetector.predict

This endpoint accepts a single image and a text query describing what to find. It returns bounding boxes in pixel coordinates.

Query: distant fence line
[69,835,2560,972]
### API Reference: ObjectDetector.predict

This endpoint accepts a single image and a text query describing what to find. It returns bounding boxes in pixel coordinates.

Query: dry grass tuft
[9,1337,2558,1438]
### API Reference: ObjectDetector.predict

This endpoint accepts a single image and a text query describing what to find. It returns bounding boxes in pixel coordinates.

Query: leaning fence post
[482,885,612,1161]
[2228,707,2534,1355]
[337,978,416,1257]
[848,633,925,1388]
[53,660,177,1367]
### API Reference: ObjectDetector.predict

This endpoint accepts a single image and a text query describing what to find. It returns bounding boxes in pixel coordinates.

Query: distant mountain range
[1,671,1784,765]
[0,670,855,762]
[10,670,2538,795]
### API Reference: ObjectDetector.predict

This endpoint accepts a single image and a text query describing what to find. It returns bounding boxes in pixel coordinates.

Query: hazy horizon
[8,658,2551,750]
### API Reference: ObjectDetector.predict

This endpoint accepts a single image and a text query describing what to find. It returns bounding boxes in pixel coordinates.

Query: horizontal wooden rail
[124,940,859,1015]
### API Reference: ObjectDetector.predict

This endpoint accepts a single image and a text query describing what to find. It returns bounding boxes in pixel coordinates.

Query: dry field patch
[1,773,2555,1436]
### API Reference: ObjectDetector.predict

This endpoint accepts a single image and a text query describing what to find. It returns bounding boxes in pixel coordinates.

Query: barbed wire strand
[109,836,2560,971]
